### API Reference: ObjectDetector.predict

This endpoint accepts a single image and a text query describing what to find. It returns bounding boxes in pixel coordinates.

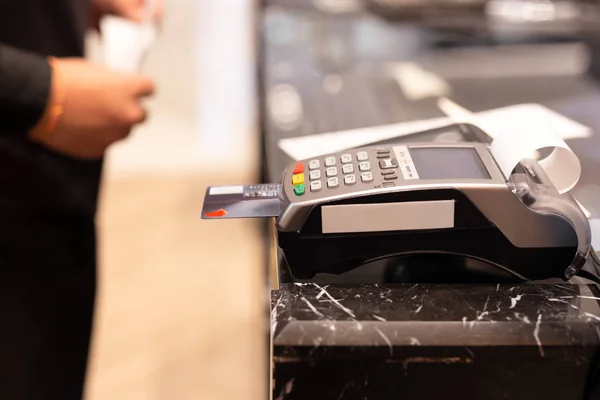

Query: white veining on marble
[509,294,523,309]
[374,327,393,357]
[301,297,324,317]
[408,283,419,291]
[547,298,579,309]
[533,314,544,357]
[275,378,295,400]
[465,347,475,358]
[353,319,364,331]
[312,283,356,318]
[559,295,600,301]
[316,285,330,300]
[337,382,355,400]
[465,293,502,329]
[483,295,490,314]
[308,337,323,358]
[514,313,532,324]
[493,299,502,313]
[476,312,490,321]
[272,295,285,336]
[582,312,600,322]
[375,283,392,293]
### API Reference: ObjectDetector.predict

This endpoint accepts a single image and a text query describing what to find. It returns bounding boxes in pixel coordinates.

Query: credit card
[201,184,282,219]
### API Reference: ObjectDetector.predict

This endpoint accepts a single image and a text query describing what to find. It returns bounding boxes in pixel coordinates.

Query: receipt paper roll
[489,126,581,194]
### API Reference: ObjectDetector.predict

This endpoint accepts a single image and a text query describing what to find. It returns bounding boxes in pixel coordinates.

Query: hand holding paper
[29,58,155,159]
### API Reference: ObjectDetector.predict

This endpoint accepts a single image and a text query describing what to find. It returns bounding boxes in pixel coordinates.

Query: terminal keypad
[291,147,400,196]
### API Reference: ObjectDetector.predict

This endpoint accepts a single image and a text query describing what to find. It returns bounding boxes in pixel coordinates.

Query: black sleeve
[0,43,51,135]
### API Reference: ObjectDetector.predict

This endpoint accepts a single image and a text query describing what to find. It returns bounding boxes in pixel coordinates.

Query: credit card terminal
[276,142,592,281]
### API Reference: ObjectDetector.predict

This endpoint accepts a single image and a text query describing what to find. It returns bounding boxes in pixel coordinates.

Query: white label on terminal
[209,186,244,195]
[321,200,455,234]
[393,145,419,180]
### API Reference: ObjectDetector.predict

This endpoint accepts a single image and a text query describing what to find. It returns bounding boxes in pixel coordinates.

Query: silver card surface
[201,184,282,219]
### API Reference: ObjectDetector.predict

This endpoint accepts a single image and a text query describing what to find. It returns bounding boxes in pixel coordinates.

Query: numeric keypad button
[309,160,320,170]
[359,161,371,171]
[361,172,373,183]
[310,180,322,192]
[357,151,368,161]
[341,154,352,164]
[342,164,354,174]
[327,177,339,188]
[344,174,356,186]
[325,157,336,167]
[309,170,321,180]
[326,167,338,177]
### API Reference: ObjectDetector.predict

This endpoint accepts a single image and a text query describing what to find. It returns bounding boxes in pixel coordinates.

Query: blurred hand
[29,58,155,159]
[91,0,164,23]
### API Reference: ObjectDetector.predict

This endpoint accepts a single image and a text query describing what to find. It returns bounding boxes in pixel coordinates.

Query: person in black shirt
[0,1,161,399]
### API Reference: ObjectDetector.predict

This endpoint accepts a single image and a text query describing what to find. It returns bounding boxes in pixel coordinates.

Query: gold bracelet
[45,56,66,136]
[30,56,66,141]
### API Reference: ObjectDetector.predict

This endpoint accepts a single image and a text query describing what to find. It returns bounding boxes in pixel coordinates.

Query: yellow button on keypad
[292,173,304,185]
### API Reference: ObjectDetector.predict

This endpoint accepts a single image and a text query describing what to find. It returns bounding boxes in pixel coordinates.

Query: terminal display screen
[409,147,491,180]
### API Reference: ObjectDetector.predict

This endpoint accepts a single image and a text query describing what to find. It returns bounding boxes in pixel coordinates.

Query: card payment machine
[275,141,592,281]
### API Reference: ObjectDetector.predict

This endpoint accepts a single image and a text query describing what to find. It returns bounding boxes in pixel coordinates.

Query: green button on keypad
[293,184,305,196]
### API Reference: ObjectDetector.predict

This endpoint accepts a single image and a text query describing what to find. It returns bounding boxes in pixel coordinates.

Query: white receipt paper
[439,97,582,194]
[489,126,581,194]
[277,103,591,161]
[100,16,157,73]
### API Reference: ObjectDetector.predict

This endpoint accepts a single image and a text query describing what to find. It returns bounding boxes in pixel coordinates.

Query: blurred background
[84,1,267,399]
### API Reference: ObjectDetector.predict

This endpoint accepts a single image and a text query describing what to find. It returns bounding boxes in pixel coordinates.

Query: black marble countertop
[271,282,600,399]
[273,282,600,352]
